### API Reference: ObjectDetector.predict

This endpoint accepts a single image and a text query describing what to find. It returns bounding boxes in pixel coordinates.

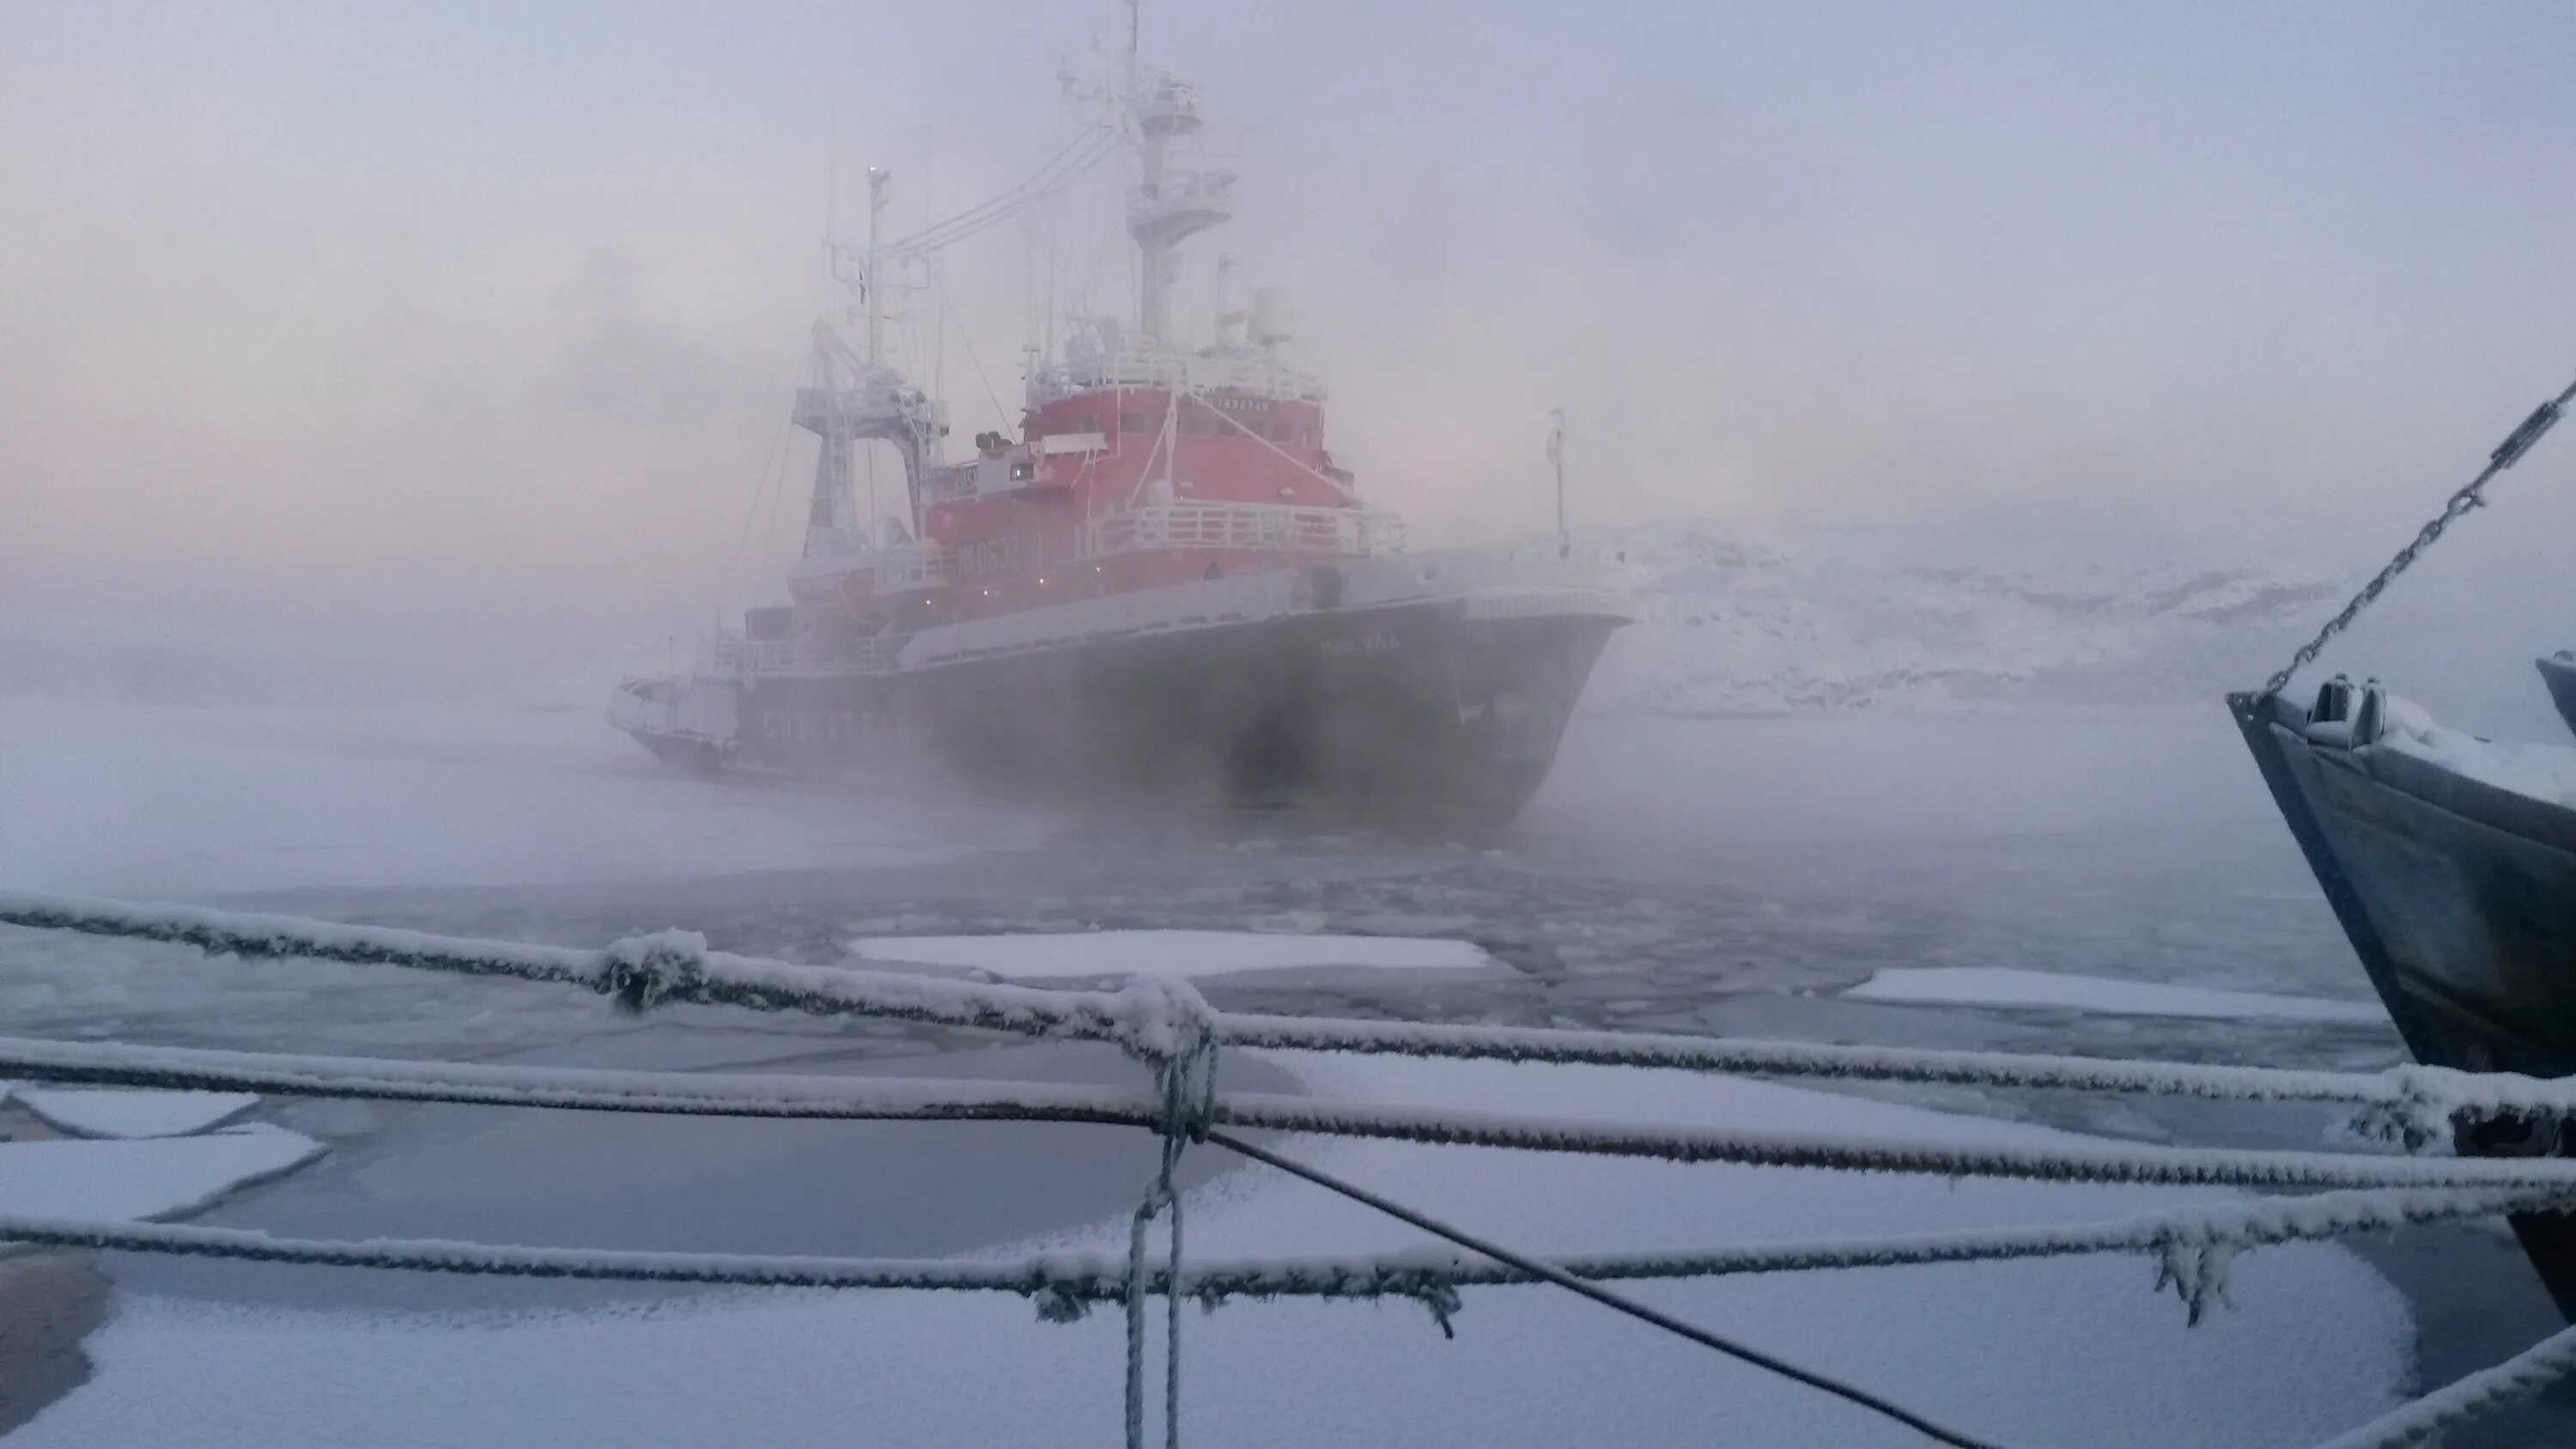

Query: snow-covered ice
[0,1124,323,1222]
[850,928,1494,980]
[1845,966,2387,1024]
[12,1087,261,1139]
[9,1052,2408,1449]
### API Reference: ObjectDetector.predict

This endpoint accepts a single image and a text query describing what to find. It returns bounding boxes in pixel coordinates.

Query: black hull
[2540,654,2576,743]
[720,603,1619,828]
[2232,687,2576,1317]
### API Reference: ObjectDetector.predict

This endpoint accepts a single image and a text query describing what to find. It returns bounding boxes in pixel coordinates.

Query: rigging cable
[1206,1129,2014,1449]
[927,256,1012,424]
[878,127,1120,264]
[710,354,809,617]
[2262,370,2576,697]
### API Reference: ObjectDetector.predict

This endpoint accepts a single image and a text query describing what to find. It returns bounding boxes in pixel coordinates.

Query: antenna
[1547,408,1569,558]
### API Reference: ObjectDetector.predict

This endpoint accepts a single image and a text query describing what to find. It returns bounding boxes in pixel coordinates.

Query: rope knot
[602,930,708,1014]
[1115,974,1221,1147]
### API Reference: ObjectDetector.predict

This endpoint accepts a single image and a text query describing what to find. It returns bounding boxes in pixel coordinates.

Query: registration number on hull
[1318,633,1402,656]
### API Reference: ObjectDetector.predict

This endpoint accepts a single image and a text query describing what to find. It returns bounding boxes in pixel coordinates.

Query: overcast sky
[4,1,2573,678]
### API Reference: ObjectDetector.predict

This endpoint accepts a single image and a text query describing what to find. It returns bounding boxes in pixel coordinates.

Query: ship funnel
[1249,286,1292,348]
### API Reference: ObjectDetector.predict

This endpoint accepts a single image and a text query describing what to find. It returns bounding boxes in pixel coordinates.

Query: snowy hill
[1560,521,2343,716]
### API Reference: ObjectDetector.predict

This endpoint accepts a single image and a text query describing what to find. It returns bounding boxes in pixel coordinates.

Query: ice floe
[850,928,1494,980]
[12,1087,260,1138]
[1844,966,2386,1023]
[0,1123,323,1221]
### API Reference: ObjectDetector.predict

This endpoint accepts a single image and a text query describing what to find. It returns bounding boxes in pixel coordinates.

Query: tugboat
[611,39,1629,825]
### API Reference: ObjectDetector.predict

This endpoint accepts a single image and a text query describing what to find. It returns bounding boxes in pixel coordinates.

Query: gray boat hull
[2232,686,2576,1316]
[2539,653,2576,743]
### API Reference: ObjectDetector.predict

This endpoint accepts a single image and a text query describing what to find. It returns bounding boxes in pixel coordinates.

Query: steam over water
[4,679,2569,1445]
[12,2,2576,1441]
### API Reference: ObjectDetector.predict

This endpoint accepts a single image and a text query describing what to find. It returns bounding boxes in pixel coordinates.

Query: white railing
[1,888,2572,1449]
[1082,502,1404,560]
[703,636,795,676]
[1030,344,1325,405]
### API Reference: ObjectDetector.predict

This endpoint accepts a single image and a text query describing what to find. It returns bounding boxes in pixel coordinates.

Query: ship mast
[1121,3,1230,342]
[802,166,943,552]
[865,167,888,365]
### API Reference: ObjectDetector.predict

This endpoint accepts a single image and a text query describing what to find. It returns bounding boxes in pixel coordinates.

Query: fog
[12,11,2576,1443]
[5,2,2575,698]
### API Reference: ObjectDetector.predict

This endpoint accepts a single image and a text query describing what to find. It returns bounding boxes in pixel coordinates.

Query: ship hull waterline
[624,602,1622,830]
[2231,687,2576,1319]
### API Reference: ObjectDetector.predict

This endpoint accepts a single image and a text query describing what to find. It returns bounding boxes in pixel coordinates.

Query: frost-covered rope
[1163,1184,2572,1319]
[0,892,1205,1060]
[1207,1129,2014,1449]
[3,1184,2559,1311]
[2311,1318,2576,1448]
[13,1034,2576,1194]
[1121,977,1218,1449]
[0,1034,1171,1126]
[1209,1092,2576,1193]
[13,890,2568,1135]
[1219,1013,2565,1138]
[0,1213,1129,1294]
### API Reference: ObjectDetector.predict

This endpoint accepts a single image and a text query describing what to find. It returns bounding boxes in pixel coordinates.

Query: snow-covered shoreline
[1564,521,2338,717]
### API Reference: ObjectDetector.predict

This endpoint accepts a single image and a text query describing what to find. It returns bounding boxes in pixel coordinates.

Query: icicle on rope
[2150,1232,2239,1327]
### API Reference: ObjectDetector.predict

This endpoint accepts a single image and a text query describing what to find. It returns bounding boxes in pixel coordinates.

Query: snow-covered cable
[1218,1012,2567,1129]
[0,1213,1127,1294]
[11,891,2573,1139]
[3,1184,2557,1313]
[0,892,1200,1060]
[2309,1318,2576,1448]
[1208,1091,2576,1193]
[0,1034,1168,1126]
[11,1034,2573,1194]
[1164,1184,2569,1310]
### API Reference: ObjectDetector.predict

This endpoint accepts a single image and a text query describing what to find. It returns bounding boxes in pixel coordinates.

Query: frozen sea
[1,693,2569,1446]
